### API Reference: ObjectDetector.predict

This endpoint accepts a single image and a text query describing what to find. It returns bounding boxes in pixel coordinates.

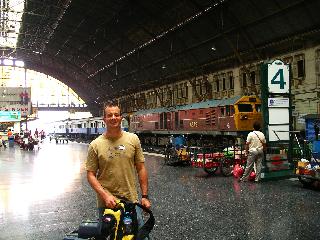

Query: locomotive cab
[233,96,262,131]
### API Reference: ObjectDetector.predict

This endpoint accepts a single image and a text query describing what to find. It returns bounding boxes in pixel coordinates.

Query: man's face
[104,106,122,129]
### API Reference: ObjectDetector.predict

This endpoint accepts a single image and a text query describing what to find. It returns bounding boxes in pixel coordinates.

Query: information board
[0,111,21,122]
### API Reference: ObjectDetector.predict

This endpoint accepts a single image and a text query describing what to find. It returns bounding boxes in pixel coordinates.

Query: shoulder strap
[253,131,264,146]
[135,202,155,240]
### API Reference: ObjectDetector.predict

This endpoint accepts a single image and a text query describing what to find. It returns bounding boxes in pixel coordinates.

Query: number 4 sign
[267,60,290,94]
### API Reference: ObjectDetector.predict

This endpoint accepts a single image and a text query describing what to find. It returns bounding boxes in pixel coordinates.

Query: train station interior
[1,0,320,239]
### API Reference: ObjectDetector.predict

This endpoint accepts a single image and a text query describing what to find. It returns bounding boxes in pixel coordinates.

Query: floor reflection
[0,141,87,221]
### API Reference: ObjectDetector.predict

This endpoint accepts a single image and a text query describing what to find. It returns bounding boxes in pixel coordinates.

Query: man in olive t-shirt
[86,131,145,207]
[86,103,151,210]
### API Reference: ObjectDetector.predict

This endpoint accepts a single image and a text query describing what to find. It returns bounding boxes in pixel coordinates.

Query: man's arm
[87,170,117,208]
[135,162,151,209]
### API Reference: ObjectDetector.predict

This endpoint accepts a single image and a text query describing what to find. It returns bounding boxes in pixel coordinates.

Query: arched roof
[10,0,320,115]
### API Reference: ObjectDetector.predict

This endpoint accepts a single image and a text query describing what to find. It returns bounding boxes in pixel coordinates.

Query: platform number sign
[267,60,290,94]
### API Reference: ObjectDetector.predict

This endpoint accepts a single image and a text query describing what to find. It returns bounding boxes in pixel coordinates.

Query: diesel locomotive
[129,95,262,146]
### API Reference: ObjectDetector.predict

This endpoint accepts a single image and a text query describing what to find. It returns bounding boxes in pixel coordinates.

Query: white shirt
[246,131,266,153]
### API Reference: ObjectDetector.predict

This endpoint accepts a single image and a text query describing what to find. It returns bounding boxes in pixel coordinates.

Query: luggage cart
[190,145,247,176]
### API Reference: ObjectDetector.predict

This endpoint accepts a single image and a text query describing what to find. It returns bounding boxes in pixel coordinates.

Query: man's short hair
[103,101,121,118]
[253,121,261,131]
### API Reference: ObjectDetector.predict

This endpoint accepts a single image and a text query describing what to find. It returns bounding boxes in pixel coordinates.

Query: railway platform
[0,140,319,240]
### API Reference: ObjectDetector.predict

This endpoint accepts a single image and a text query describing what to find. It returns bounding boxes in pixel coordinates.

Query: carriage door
[66,122,69,134]
[160,113,164,129]
[95,121,98,134]
[166,112,171,130]
[86,121,90,136]
[164,112,168,129]
[174,112,179,130]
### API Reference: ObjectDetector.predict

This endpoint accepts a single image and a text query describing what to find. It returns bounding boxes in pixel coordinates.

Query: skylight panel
[0,0,24,48]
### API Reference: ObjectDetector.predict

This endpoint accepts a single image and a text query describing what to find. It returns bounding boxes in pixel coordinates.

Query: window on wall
[250,71,256,85]
[293,54,305,79]
[283,56,293,64]
[229,76,234,89]
[196,82,202,95]
[222,77,226,90]
[297,59,304,78]
[174,85,179,99]
[185,84,188,98]
[242,72,247,87]
[316,49,320,86]
[178,87,182,99]
[204,81,212,95]
[216,79,220,92]
[201,82,207,95]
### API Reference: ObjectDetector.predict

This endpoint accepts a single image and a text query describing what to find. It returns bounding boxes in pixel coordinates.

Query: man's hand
[87,171,118,209]
[141,198,151,209]
[102,192,118,209]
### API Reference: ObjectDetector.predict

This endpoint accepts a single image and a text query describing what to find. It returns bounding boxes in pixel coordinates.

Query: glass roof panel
[0,0,24,49]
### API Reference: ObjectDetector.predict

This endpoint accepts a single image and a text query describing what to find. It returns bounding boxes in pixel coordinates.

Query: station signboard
[0,111,21,122]
[267,60,290,94]
[0,87,31,117]
[267,98,289,107]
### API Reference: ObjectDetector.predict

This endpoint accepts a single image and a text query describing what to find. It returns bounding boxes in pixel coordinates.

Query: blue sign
[0,111,21,122]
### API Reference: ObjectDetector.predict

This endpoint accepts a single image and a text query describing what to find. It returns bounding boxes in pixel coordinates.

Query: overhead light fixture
[211,45,216,51]
[3,59,13,66]
[15,60,25,67]
[162,64,166,69]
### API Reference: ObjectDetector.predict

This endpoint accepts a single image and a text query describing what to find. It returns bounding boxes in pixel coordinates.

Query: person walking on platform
[86,102,151,235]
[239,121,266,183]
[0,135,6,148]
[35,128,39,138]
[7,129,14,147]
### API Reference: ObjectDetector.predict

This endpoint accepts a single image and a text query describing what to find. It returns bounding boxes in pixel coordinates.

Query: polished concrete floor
[0,140,320,240]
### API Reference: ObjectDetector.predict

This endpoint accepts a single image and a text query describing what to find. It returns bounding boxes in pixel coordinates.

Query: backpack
[64,201,154,240]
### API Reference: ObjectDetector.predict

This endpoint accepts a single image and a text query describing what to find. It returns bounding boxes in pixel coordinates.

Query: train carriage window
[155,122,159,129]
[255,104,261,112]
[175,112,179,128]
[230,106,235,115]
[164,113,167,129]
[160,113,163,129]
[180,120,184,129]
[238,104,253,112]
[226,105,234,116]
[220,108,225,116]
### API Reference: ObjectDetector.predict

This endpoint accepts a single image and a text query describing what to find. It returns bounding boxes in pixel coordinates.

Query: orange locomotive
[130,95,262,136]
